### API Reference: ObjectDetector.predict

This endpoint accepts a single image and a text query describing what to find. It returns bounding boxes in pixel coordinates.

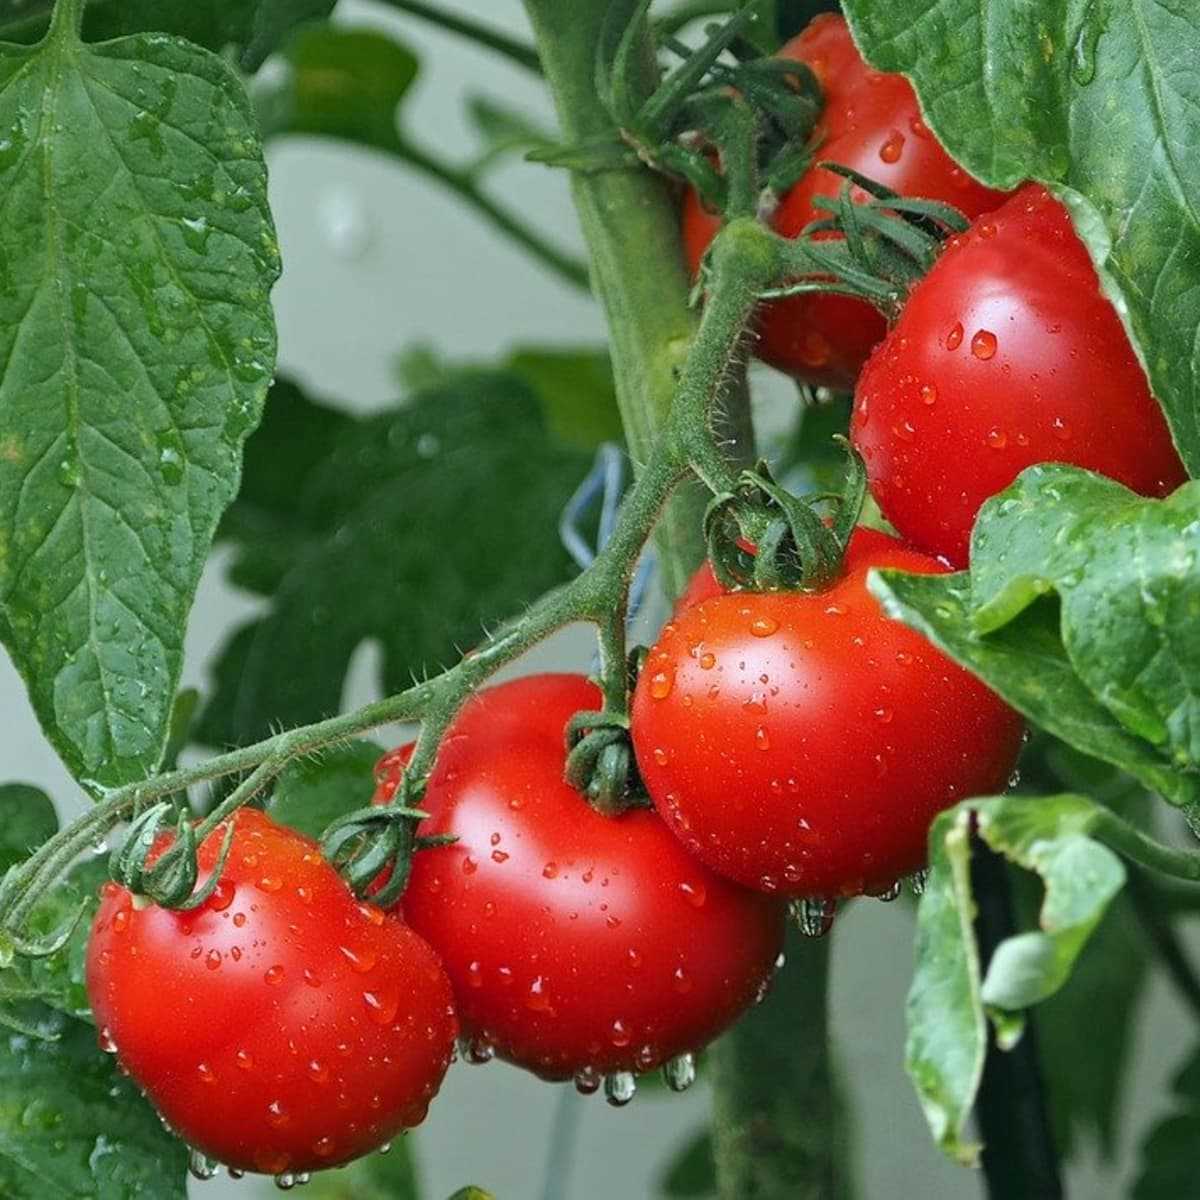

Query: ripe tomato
[384,674,784,1084]
[682,13,1008,388]
[86,808,457,1178]
[632,528,1024,898]
[851,184,1187,566]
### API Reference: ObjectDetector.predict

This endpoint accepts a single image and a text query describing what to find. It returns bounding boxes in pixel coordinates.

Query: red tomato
[682,13,1008,387]
[86,809,457,1177]
[632,528,1024,898]
[386,674,784,1083]
[851,184,1187,566]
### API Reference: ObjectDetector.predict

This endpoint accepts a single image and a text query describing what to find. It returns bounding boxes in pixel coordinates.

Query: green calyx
[319,774,454,909]
[704,438,867,591]
[770,165,971,320]
[538,2,822,215]
[109,804,236,912]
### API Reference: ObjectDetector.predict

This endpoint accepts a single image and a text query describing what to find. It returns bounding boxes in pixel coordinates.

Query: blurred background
[11,2,1191,1196]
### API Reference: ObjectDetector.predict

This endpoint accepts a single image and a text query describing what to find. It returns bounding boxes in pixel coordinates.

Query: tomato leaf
[906,793,1125,1164]
[870,466,1200,807]
[267,740,384,841]
[0,785,57,875]
[253,24,421,152]
[1131,1041,1200,1200]
[0,0,332,63]
[0,1004,188,1198]
[0,19,278,792]
[842,0,1200,475]
[969,468,1200,766]
[659,1126,717,1197]
[197,373,589,748]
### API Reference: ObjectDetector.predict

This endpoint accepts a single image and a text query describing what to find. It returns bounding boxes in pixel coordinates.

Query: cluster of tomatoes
[83,13,1184,1188]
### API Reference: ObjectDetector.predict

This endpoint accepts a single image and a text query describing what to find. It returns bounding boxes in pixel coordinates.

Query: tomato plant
[86,809,457,1178]
[633,528,1025,897]
[380,674,784,1088]
[850,184,1188,565]
[0,1,1196,1198]
[682,13,1007,388]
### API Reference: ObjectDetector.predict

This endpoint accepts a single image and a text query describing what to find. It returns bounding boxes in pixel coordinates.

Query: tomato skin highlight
[851,183,1188,566]
[681,13,1008,388]
[391,674,785,1081]
[86,809,457,1176]
[633,529,1025,898]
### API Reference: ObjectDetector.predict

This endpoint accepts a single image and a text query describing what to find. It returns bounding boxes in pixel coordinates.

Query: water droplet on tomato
[526,977,554,1013]
[363,990,399,1025]
[235,1049,254,1071]
[605,1071,637,1107]
[920,384,937,406]
[672,966,693,994]
[205,949,222,971]
[892,419,916,443]
[754,726,771,752]
[188,1149,218,1180]
[790,897,837,938]
[649,670,674,700]
[678,881,707,908]
[910,868,931,896]
[112,909,130,934]
[663,1052,696,1092]
[312,1136,336,1158]
[206,880,234,912]
[233,912,246,928]
[197,1062,215,1084]
[979,221,997,239]
[986,428,1008,450]
[98,1026,117,1054]
[358,903,385,927]
[307,1059,329,1084]
[749,616,779,637]
[542,862,559,879]
[872,880,903,902]
[460,1035,495,1065]
[257,876,282,894]
[264,965,285,986]
[1052,417,1071,441]
[971,329,997,360]
[873,706,894,724]
[879,129,904,163]
[627,947,643,969]
[945,323,963,351]
[574,1065,601,1094]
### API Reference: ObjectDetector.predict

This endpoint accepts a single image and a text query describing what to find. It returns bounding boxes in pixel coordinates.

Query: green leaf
[504,347,623,449]
[660,1126,717,1197]
[842,0,1200,475]
[906,793,1125,1165]
[266,739,383,841]
[0,1004,188,1198]
[198,373,589,748]
[254,24,421,152]
[464,94,557,175]
[241,0,339,71]
[870,572,1197,807]
[0,785,57,875]
[1132,1041,1200,1200]
[6,854,109,1020]
[0,19,279,792]
[968,467,1200,768]
[871,465,1200,806]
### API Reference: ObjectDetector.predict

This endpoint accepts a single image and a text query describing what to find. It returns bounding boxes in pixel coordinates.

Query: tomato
[384,674,784,1086]
[632,527,1024,898]
[86,808,457,1178]
[682,13,1008,388]
[851,184,1188,566]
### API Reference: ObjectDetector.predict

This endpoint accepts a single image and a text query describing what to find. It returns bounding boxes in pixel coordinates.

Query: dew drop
[574,1065,601,1095]
[790,897,837,938]
[663,1052,697,1092]
[754,726,771,752]
[653,747,670,766]
[235,1049,254,1071]
[678,881,707,908]
[649,671,674,700]
[264,965,285,987]
[945,322,963,351]
[986,428,1008,450]
[604,1070,637,1107]
[205,949,222,971]
[307,1059,329,1084]
[892,420,916,443]
[920,384,937,406]
[872,881,903,902]
[542,862,559,880]
[196,1062,215,1085]
[188,1149,218,1181]
[363,990,399,1026]
[112,909,130,935]
[873,706,894,724]
[749,616,779,638]
[312,1136,336,1158]
[491,849,509,863]
[526,976,553,1013]
[672,966,692,994]
[98,1026,118,1054]
[971,329,997,360]
[910,868,931,896]
[1052,417,1071,441]
[610,1019,631,1047]
[878,129,904,163]
[698,652,716,670]
[466,960,484,988]
[267,1100,289,1129]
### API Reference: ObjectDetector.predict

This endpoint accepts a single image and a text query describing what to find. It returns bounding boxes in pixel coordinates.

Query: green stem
[522,0,708,598]
[376,0,543,75]
[1092,808,1200,882]
[396,139,590,291]
[48,0,83,40]
[711,926,838,1200]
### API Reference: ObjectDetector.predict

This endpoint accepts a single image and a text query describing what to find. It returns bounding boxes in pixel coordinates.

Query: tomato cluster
[82,11,1186,1187]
